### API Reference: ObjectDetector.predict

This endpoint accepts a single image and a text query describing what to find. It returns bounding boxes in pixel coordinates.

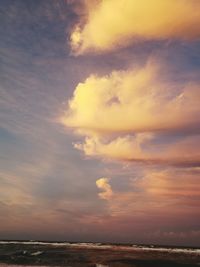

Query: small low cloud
[96,177,113,200]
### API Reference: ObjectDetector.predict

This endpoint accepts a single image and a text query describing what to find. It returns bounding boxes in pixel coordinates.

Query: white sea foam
[131,245,200,254]
[31,251,43,256]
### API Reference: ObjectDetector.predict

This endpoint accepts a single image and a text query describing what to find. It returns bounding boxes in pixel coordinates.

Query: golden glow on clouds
[1,0,200,243]
[62,59,200,165]
[96,177,113,200]
[74,134,200,166]
[71,0,200,54]
[62,60,200,134]
[62,0,200,231]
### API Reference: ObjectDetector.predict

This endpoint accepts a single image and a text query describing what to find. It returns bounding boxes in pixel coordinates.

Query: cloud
[70,0,200,54]
[136,168,200,199]
[62,59,200,166]
[62,60,200,135]
[96,177,113,200]
[74,134,200,167]
[92,168,200,245]
[101,168,200,217]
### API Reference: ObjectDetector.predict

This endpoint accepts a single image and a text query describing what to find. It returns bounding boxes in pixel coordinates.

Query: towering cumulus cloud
[70,0,200,54]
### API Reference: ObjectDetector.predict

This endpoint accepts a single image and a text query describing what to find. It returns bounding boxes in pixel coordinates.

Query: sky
[0,0,200,246]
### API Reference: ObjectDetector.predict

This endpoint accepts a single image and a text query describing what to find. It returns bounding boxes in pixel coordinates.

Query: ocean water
[0,240,199,266]
[0,241,199,254]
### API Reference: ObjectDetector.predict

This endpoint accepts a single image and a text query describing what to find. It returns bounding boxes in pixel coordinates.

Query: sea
[0,240,199,266]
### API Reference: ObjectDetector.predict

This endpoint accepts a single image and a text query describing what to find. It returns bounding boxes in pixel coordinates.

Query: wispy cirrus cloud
[97,168,200,216]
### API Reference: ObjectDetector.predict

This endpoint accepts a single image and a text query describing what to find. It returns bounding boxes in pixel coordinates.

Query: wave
[0,241,199,254]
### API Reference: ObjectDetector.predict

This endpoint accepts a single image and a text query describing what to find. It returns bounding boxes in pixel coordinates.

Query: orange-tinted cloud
[70,0,200,54]
[102,168,200,217]
[74,134,200,167]
[96,177,113,200]
[62,60,200,135]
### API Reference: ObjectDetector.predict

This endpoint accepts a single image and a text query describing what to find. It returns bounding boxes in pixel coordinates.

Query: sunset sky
[0,0,200,246]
